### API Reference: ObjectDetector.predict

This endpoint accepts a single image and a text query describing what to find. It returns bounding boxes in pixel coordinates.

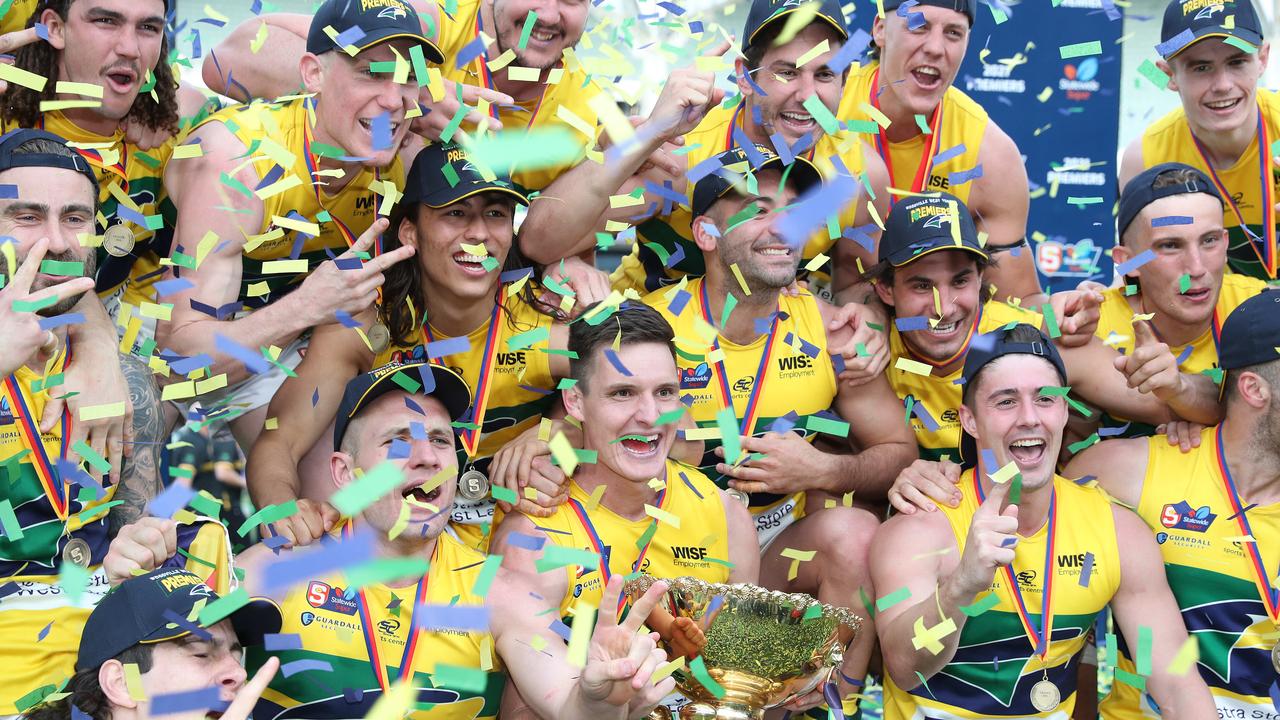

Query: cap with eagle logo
[689,143,822,220]
[306,0,444,64]
[878,191,986,267]
[402,141,529,209]
[75,568,282,671]
[742,0,848,52]
[1159,0,1264,59]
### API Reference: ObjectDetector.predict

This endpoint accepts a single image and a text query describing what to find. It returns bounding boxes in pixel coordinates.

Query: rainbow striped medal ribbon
[567,473,668,614]
[344,520,434,692]
[1,356,73,521]
[1190,108,1277,279]
[973,471,1060,712]
[1214,424,1280,629]
[696,282,780,439]
[422,296,504,463]
[869,67,945,204]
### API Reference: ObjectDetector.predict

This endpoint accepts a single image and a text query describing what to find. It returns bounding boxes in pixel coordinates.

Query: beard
[30,249,96,318]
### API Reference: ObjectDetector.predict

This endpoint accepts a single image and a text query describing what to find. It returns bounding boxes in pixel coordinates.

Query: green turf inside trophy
[625,575,862,720]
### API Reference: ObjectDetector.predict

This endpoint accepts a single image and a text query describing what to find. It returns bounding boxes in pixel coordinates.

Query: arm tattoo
[108,354,165,536]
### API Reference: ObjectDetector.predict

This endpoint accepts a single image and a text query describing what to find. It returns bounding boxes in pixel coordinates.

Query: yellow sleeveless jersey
[884,471,1120,719]
[376,291,557,549]
[612,102,872,295]
[887,300,1043,461]
[0,0,37,33]
[532,459,730,619]
[193,98,403,307]
[643,278,836,546]
[436,0,600,193]
[1139,89,1280,280]
[1092,274,1264,436]
[248,526,503,720]
[1099,426,1280,719]
[839,62,987,204]
[1,112,176,312]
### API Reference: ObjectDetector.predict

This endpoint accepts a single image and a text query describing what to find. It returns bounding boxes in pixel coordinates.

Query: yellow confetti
[123,663,146,701]
[859,101,892,129]
[586,483,607,510]
[0,64,47,92]
[460,242,489,256]
[55,81,103,98]
[549,432,578,476]
[261,259,309,274]
[653,656,685,682]
[911,615,957,654]
[795,40,830,68]
[79,402,127,421]
[988,460,1020,485]
[894,357,933,376]
[567,601,596,667]
[487,48,517,70]
[250,20,269,53]
[171,144,204,159]
[644,504,681,528]
[803,253,830,273]
[729,262,751,296]
[508,66,541,82]
[1166,636,1199,675]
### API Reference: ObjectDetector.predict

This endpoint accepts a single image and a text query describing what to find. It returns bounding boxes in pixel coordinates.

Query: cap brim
[887,240,988,267]
[695,155,823,217]
[352,364,474,424]
[1164,29,1263,59]
[421,183,530,209]
[748,10,848,48]
[353,30,445,64]
[230,598,284,647]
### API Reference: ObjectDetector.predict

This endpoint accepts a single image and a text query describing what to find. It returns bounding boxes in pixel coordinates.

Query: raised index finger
[222,656,279,720]
[6,237,47,295]
[620,580,670,635]
[701,38,733,58]
[0,27,40,56]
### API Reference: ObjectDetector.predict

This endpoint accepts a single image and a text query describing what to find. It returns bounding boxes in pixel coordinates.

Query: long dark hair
[0,0,179,133]
[379,201,565,347]
[23,645,154,720]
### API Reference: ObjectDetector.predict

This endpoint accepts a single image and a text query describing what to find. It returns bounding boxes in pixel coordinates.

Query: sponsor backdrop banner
[957,0,1124,292]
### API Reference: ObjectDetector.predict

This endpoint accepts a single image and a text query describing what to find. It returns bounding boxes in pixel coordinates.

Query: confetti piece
[567,602,596,667]
[911,614,957,654]
[988,460,1020,485]
[960,592,999,617]
[1167,636,1199,675]
[894,357,933,376]
[795,39,830,67]
[0,63,46,91]
[123,663,146,701]
[536,544,600,573]
[60,561,89,603]
[1155,28,1194,57]
[716,407,742,465]
[1137,58,1168,88]
[644,504,680,528]
[876,586,911,612]
[1115,249,1156,276]
[330,462,404,516]
[1059,41,1102,58]
[150,687,222,715]
[417,604,489,631]
[690,656,726,699]
[78,402,126,421]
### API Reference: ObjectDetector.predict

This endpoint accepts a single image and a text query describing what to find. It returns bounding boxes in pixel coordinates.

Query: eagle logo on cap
[920,213,952,230]
[1194,3,1224,19]
[378,4,408,19]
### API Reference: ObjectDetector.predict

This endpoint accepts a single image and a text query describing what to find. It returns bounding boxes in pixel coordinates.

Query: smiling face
[1163,38,1270,138]
[960,354,1067,492]
[564,342,681,485]
[44,0,167,124]
[872,5,970,118]
[301,41,420,168]
[695,167,802,292]
[491,0,588,70]
[333,391,458,541]
[738,24,846,146]
[0,165,98,317]
[139,621,246,720]
[1117,192,1227,328]
[398,193,517,302]
[875,250,984,362]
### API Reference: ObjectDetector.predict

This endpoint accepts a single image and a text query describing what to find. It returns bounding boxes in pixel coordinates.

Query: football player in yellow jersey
[1119,0,1277,280]
[157,0,431,450]
[1064,291,1280,718]
[1057,163,1256,442]
[245,141,571,548]
[492,301,762,717]
[871,323,1214,718]
[837,0,1045,304]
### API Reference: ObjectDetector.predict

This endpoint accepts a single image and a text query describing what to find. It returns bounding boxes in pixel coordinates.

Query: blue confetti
[264,633,303,651]
[426,336,471,359]
[1155,28,1195,57]
[417,603,490,631]
[1151,215,1193,227]
[604,348,633,376]
[895,315,930,332]
[281,659,333,678]
[149,484,195,518]
[150,687,224,715]
[1115,249,1156,276]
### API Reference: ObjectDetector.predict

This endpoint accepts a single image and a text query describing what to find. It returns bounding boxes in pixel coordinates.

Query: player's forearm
[1159,373,1224,426]
[204,15,308,101]
[1146,671,1216,719]
[160,293,310,384]
[245,432,305,508]
[816,441,917,498]
[880,577,972,689]
[520,136,667,263]
[555,684,628,720]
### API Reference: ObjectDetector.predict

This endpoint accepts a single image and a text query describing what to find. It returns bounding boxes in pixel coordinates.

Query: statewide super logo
[680,362,712,389]
[306,581,360,615]
[1160,501,1217,532]
[1060,58,1100,101]
[0,397,13,426]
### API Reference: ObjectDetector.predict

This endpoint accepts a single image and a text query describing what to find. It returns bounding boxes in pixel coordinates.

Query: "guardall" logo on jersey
[1159,501,1216,532]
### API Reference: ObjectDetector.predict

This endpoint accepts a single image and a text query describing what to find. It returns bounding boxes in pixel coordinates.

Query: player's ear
[735,58,755,98]
[872,274,895,307]
[40,8,67,50]
[1155,58,1177,91]
[330,451,357,490]
[691,216,720,253]
[562,382,586,424]
[1258,42,1271,73]
[958,400,978,439]
[871,15,887,56]
[397,209,420,250]
[98,660,138,710]
[299,52,327,94]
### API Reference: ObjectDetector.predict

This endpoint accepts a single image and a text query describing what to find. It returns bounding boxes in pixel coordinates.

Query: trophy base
[679,701,763,720]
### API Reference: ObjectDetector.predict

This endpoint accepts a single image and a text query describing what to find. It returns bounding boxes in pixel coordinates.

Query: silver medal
[368,322,391,354]
[102,224,136,258]
[62,537,91,568]
[1029,679,1060,713]
[457,469,491,502]
[726,488,750,506]
[1272,641,1280,673]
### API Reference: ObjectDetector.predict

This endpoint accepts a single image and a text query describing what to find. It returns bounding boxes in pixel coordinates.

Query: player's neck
[1188,108,1258,169]
[373,530,438,587]
[1221,418,1280,505]
[1132,292,1208,347]
[702,271,779,345]
[975,463,1053,537]
[877,83,931,143]
[480,0,553,102]
[57,106,122,138]
[573,463,657,521]
[424,282,500,337]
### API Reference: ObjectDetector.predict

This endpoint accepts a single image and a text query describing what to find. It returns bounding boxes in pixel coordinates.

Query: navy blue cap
[957,323,1067,468]
[306,0,444,63]
[0,128,99,197]
[1218,290,1280,370]
[334,362,472,451]
[743,0,848,52]
[404,142,528,209]
[76,568,281,671]
[882,0,976,26]
[879,191,986,267]
[690,144,822,221]
[1117,162,1223,240]
[1160,0,1264,60]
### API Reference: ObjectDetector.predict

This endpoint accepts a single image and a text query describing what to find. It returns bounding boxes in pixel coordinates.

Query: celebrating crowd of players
[0,0,1278,717]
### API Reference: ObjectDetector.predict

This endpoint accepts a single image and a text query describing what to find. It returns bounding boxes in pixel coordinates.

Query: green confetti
[188,490,222,518]
[1202,367,1224,384]
[39,260,83,277]
[1040,303,1061,338]
[535,544,600,574]
[1223,36,1258,53]
[176,546,217,570]
[441,163,460,188]
[60,561,90,603]
[471,554,502,596]
[725,203,762,233]
[914,114,931,134]
[1178,273,1191,294]
[1136,625,1153,676]
[1066,396,1094,418]
[716,407,741,465]
[32,373,65,393]
[410,44,430,87]
[555,378,579,390]
[1124,284,1139,296]
[959,592,1000,617]
[509,327,551,351]
[690,656,727,699]
[346,557,430,589]
[517,10,538,50]
[467,127,585,174]
[1067,433,1100,454]
[802,603,823,621]
[330,462,404,516]
[71,440,110,473]
[76,500,122,524]
[198,587,250,626]
[801,94,840,135]
[805,415,850,438]
[844,119,878,134]
[1136,59,1168,89]
[1059,41,1102,59]
[1039,385,1072,396]
[391,372,422,394]
[875,586,911,613]
[0,499,23,540]
[1008,474,1023,505]
[237,500,298,537]
[634,520,658,550]
[655,407,686,425]
[491,484,517,504]
[859,587,877,619]
[1115,668,1146,690]
[12,295,57,313]
[720,291,737,327]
